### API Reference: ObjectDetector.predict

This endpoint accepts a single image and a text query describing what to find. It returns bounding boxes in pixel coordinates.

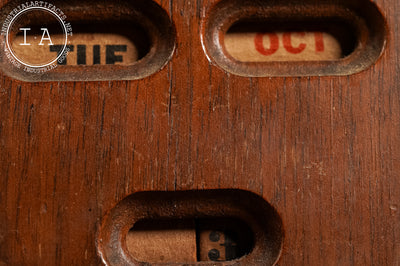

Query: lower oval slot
[97,190,284,265]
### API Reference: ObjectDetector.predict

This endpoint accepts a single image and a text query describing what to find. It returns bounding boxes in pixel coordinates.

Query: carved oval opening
[202,0,387,77]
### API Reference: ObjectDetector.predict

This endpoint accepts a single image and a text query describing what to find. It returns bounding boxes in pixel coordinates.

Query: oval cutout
[202,0,387,77]
[97,190,284,265]
[0,0,175,81]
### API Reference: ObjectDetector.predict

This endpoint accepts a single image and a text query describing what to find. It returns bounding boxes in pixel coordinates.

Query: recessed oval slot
[202,0,387,77]
[0,0,175,81]
[10,23,151,66]
[97,190,284,265]
[225,20,357,62]
[126,217,254,263]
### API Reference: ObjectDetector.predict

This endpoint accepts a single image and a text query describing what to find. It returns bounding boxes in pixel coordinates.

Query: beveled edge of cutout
[96,189,284,266]
[0,0,176,82]
[201,0,388,77]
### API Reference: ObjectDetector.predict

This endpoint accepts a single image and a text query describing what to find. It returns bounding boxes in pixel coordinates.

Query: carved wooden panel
[0,0,399,265]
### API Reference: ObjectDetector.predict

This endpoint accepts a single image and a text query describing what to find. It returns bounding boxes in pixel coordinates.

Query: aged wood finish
[0,0,399,265]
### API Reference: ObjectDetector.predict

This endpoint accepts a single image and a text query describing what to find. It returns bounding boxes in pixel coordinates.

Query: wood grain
[0,0,399,265]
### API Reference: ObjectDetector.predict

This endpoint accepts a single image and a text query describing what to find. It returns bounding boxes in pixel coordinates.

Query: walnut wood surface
[0,0,399,265]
